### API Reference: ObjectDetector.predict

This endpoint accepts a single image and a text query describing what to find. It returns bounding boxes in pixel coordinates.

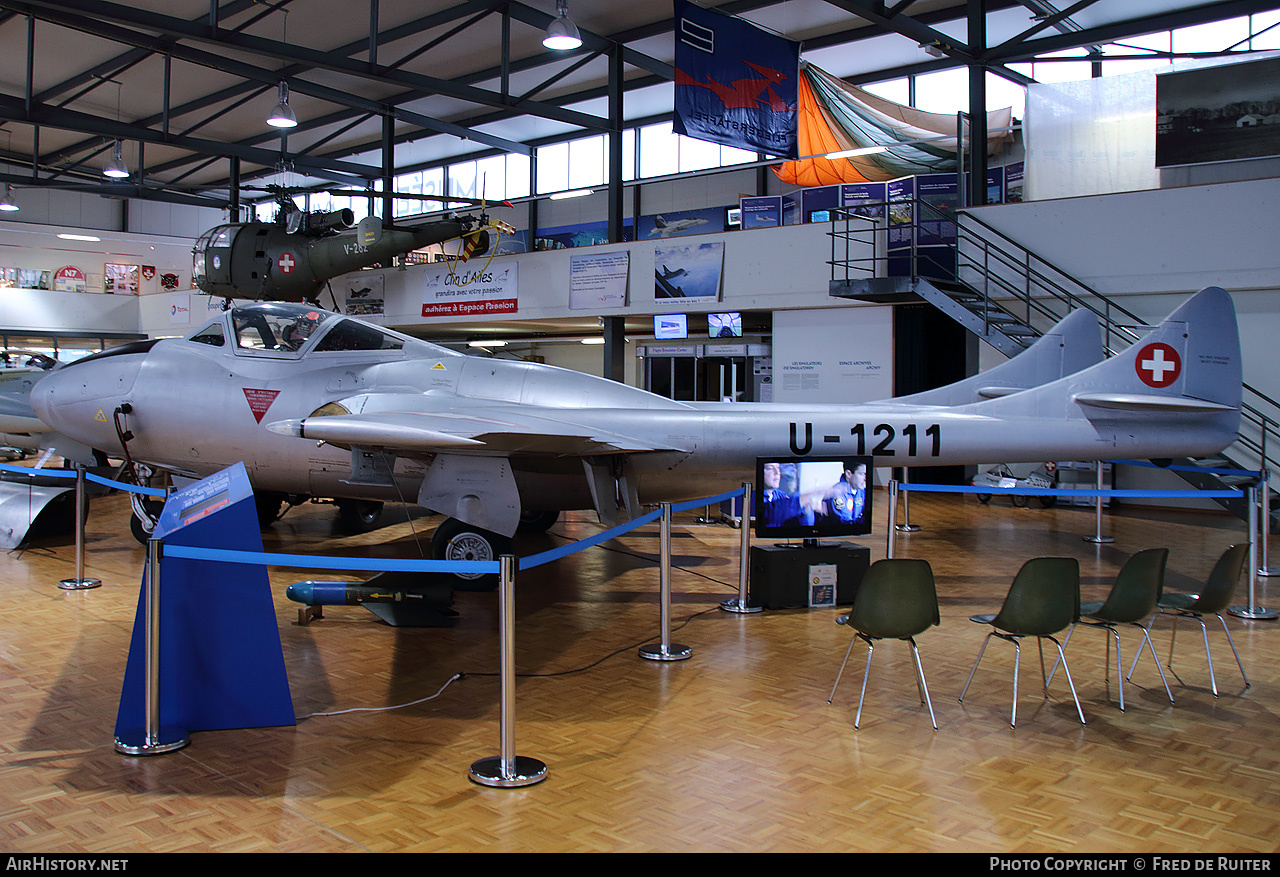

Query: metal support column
[1231,487,1277,620]
[1258,468,1277,577]
[896,467,920,532]
[114,539,188,756]
[58,463,101,590]
[887,480,899,559]
[1083,461,1114,544]
[640,504,691,660]
[469,555,548,787]
[722,483,761,614]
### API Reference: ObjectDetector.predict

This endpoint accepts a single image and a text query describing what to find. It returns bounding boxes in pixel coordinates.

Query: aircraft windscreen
[232,304,334,353]
[313,319,405,353]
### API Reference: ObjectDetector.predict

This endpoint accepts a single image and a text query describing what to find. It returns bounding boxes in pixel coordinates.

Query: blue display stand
[114,463,294,746]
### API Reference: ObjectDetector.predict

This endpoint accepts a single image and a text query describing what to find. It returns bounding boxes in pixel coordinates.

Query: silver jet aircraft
[30,287,1240,575]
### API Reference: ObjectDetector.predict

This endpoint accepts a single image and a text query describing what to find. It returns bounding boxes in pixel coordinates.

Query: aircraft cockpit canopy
[192,224,237,288]
[230,303,335,353]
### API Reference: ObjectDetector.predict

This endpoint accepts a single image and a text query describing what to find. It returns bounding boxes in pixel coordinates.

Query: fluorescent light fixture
[548,188,594,200]
[266,81,298,129]
[825,145,889,160]
[580,337,605,345]
[0,185,18,212]
[543,0,582,50]
[57,233,102,242]
[103,140,129,179]
[467,339,507,348]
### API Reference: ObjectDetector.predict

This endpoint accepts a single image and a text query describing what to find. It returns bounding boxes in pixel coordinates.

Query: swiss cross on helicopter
[192,183,513,305]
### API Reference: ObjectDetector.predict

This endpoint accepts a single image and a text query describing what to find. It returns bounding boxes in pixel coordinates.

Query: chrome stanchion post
[1231,486,1278,620]
[1258,468,1277,577]
[114,538,189,755]
[1083,460,1114,544]
[721,483,761,614]
[896,467,920,532]
[640,503,691,660]
[58,463,101,590]
[886,480,899,559]
[470,555,548,787]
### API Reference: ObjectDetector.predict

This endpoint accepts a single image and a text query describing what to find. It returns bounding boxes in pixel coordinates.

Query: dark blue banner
[673,0,799,159]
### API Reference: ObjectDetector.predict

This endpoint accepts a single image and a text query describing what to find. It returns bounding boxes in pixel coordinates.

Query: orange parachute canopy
[774,63,1014,187]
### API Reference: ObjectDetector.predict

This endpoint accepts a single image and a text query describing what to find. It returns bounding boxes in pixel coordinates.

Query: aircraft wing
[266,408,688,456]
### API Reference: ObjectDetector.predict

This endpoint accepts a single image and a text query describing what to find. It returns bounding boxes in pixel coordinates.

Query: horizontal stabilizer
[1073,393,1237,412]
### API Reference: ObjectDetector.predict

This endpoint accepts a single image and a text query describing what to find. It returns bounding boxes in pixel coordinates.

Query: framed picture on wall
[104,262,139,295]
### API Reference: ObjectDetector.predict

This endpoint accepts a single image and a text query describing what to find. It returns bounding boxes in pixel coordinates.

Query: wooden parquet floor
[1,489,1278,853]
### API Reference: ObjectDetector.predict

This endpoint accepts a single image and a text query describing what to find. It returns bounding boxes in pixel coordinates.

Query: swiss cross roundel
[277,251,297,274]
[1135,342,1181,388]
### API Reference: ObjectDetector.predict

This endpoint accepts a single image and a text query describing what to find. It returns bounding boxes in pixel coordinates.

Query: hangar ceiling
[0,0,1266,213]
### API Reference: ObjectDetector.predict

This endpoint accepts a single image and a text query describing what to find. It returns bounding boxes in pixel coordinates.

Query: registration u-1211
[29,287,1241,573]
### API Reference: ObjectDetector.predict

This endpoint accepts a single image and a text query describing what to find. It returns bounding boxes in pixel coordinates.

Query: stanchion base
[895,524,921,532]
[639,642,692,661]
[720,598,762,614]
[113,727,190,756]
[58,577,101,590]
[1229,605,1279,620]
[1257,566,1280,577]
[1083,536,1115,544]
[468,755,548,788]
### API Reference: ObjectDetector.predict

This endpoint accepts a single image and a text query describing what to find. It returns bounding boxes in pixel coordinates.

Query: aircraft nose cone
[29,374,57,427]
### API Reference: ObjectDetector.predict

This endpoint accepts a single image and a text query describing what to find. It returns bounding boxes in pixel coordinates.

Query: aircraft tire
[1010,493,1029,508]
[975,493,992,504]
[431,518,511,591]
[336,499,384,533]
[516,509,560,533]
[129,498,165,545]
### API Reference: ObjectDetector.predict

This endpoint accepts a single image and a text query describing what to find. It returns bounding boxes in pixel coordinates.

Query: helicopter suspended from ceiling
[192,184,515,305]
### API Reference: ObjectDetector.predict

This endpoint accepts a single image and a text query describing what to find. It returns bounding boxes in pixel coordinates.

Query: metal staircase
[828,199,1278,529]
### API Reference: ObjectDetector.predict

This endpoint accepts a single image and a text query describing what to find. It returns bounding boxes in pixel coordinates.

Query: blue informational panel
[740,195,782,229]
[115,462,294,740]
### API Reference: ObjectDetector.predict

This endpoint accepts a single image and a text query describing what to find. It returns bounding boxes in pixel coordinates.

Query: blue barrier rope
[900,482,1246,500]
[162,543,499,575]
[163,485,749,577]
[0,461,169,497]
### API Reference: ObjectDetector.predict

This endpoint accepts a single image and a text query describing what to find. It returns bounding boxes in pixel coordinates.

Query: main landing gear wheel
[431,517,511,591]
[516,509,560,533]
[129,497,165,545]
[336,499,384,533]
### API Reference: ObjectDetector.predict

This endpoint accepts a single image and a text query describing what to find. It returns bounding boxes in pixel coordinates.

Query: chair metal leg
[1128,613,1159,681]
[908,637,938,730]
[828,635,859,704]
[1136,624,1175,704]
[1048,635,1087,725]
[959,632,994,703]
[854,639,875,729]
[1011,639,1021,728]
[1193,616,1219,697]
[1111,627,1124,712]
[1046,623,1076,685]
[1216,613,1251,690]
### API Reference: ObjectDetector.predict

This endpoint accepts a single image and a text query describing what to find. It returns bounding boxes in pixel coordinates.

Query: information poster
[569,251,629,310]
[54,265,86,292]
[342,272,385,316]
[104,262,139,295]
[740,196,782,229]
[422,261,517,317]
[654,241,724,301]
[840,182,887,218]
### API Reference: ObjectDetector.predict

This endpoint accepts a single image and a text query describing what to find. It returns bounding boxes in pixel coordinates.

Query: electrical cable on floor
[298,672,464,719]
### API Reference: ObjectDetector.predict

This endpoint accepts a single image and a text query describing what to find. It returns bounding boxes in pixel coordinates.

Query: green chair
[1048,548,1173,711]
[1129,543,1251,697]
[959,557,1086,727]
[827,559,940,730]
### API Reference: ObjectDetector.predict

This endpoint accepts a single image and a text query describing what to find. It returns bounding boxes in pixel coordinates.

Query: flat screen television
[654,313,688,340]
[807,208,832,223]
[755,455,873,542]
[708,312,742,338]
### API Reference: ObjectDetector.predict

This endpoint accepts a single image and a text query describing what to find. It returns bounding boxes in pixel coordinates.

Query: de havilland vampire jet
[30,287,1240,582]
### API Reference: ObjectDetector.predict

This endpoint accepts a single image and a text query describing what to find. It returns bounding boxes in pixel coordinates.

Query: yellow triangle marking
[94,408,108,423]
[432,362,446,370]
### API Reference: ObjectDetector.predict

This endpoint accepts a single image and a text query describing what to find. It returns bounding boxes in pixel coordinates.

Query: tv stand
[748,542,870,610]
